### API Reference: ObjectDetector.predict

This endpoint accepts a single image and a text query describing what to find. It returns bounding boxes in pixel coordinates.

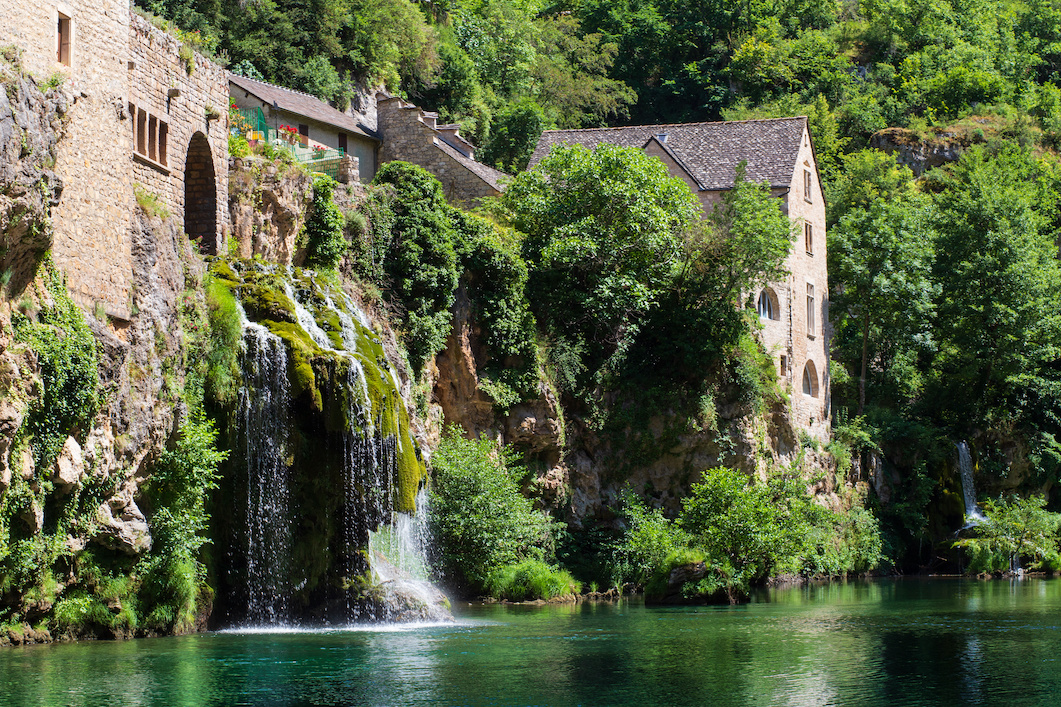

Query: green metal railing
[231,105,347,178]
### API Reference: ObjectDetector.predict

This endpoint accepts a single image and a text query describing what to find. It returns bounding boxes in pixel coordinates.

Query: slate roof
[435,138,508,192]
[229,74,379,141]
[528,117,808,191]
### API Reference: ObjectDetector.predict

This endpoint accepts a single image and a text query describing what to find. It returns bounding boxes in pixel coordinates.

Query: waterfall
[223,260,444,626]
[957,441,986,526]
[238,322,293,624]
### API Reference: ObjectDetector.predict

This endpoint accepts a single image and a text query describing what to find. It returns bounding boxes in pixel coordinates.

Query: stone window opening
[804,169,812,203]
[131,103,169,170]
[802,361,819,397]
[805,223,813,255]
[806,282,816,336]
[757,288,780,321]
[57,13,71,66]
[780,355,788,376]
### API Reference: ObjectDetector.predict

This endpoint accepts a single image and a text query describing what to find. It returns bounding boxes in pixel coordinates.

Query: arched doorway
[185,132,217,254]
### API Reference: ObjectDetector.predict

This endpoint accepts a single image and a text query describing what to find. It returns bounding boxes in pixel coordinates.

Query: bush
[954,494,1061,573]
[429,428,552,592]
[484,559,580,601]
[13,263,99,468]
[610,492,688,587]
[304,176,346,270]
[372,162,460,371]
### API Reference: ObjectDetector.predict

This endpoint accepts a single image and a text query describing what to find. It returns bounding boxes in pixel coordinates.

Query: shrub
[953,494,1061,573]
[13,262,99,468]
[204,274,242,405]
[429,428,552,592]
[304,176,346,270]
[372,162,460,371]
[484,559,580,601]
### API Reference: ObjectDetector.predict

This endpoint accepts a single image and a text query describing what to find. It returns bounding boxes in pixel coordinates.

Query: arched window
[802,361,819,398]
[757,288,780,321]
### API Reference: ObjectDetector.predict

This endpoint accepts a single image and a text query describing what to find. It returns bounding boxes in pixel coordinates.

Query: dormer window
[804,169,812,203]
[57,13,71,66]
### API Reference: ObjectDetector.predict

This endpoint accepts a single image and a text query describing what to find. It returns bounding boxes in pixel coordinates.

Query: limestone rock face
[0,67,68,293]
[869,127,965,176]
[52,437,84,492]
[94,481,152,555]
[229,156,312,265]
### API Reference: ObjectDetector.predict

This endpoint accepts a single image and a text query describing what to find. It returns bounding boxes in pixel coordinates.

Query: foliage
[203,273,242,406]
[452,211,539,406]
[829,192,938,413]
[954,495,1061,573]
[609,467,883,597]
[483,559,580,601]
[498,143,698,393]
[479,98,546,173]
[304,176,346,270]
[13,263,99,468]
[609,492,689,587]
[138,415,226,633]
[428,428,552,593]
[371,162,459,372]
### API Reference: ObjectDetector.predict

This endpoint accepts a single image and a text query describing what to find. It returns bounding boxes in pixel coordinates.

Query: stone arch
[757,287,780,321]
[802,360,819,398]
[185,132,217,254]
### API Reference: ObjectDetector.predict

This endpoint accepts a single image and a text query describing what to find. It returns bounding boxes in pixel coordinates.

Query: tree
[479,98,547,172]
[953,495,1061,572]
[829,195,938,413]
[676,162,794,309]
[497,142,700,386]
[928,145,1061,430]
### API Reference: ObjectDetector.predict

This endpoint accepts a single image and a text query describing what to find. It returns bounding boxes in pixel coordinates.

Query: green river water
[3,578,1061,706]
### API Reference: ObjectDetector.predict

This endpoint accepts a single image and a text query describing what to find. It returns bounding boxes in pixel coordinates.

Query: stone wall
[376,96,500,205]
[0,6,229,317]
[129,14,229,255]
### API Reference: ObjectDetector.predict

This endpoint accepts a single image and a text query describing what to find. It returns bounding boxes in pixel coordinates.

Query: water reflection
[5,579,1061,706]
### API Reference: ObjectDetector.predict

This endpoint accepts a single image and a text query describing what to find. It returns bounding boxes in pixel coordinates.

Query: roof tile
[528,117,807,190]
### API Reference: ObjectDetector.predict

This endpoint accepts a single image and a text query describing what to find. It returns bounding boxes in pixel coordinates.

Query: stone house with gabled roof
[229,74,380,182]
[529,117,830,439]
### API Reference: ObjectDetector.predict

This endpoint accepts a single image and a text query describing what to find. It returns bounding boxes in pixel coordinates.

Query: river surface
[3,578,1061,706]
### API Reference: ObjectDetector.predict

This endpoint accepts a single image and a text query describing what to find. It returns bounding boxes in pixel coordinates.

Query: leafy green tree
[954,495,1061,572]
[479,98,547,172]
[371,162,460,371]
[829,195,938,413]
[531,15,636,128]
[825,149,916,228]
[928,145,1061,432]
[498,143,699,387]
[677,163,794,309]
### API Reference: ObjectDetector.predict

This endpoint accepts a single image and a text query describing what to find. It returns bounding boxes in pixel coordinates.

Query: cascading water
[957,441,986,526]
[237,322,293,624]
[217,260,445,626]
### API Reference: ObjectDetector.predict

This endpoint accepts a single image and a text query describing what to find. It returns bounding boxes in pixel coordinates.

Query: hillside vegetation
[142,0,1061,577]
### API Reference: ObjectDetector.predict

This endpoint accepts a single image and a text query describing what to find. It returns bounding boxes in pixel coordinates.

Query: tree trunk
[859,313,869,416]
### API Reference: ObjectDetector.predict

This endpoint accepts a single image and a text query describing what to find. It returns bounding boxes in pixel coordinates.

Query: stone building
[0,4,228,320]
[229,74,379,182]
[375,93,506,206]
[530,118,830,439]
